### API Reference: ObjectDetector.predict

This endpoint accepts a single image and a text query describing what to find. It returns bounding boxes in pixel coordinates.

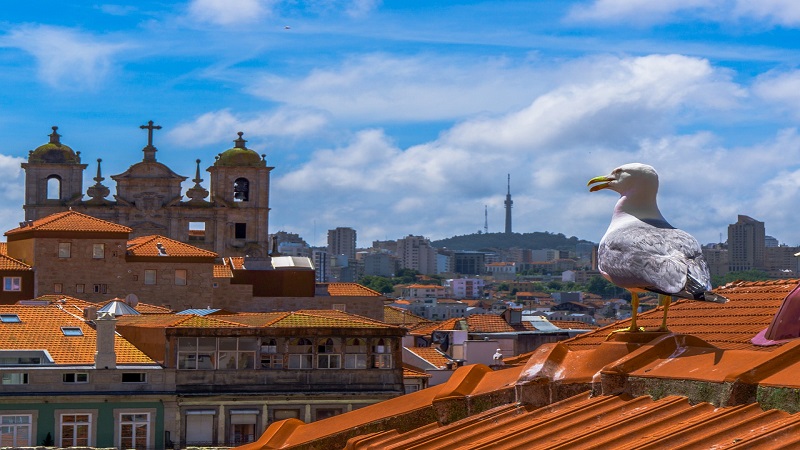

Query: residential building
[443,278,485,299]
[361,252,397,277]
[396,235,437,275]
[702,243,729,278]
[238,278,800,450]
[0,301,404,447]
[327,227,356,261]
[765,245,800,276]
[728,215,766,271]
[485,261,516,280]
[452,251,486,276]
[401,284,446,299]
[21,126,273,257]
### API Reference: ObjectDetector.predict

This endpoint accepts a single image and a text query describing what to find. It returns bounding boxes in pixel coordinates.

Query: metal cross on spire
[140,120,162,147]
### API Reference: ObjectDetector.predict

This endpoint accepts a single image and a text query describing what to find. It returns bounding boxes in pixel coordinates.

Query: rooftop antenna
[484,205,488,234]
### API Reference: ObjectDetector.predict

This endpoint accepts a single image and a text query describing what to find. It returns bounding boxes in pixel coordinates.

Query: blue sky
[2,0,800,248]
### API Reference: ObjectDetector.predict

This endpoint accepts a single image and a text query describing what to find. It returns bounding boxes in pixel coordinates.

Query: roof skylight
[61,326,84,336]
[0,314,21,323]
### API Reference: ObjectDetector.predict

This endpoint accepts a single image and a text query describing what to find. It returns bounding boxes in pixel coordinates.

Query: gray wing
[599,222,710,298]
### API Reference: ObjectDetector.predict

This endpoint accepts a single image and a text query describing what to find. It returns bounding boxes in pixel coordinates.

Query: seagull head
[587,163,659,196]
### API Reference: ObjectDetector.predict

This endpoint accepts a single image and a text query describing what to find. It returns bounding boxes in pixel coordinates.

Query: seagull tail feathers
[699,291,728,303]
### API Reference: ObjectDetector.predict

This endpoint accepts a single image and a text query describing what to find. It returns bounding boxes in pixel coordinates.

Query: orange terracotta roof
[341,393,800,449]
[173,315,248,328]
[406,284,444,290]
[5,210,131,235]
[256,310,396,329]
[405,347,449,369]
[227,256,245,269]
[0,242,6,255]
[213,264,233,278]
[0,305,154,365]
[548,319,599,330]
[0,253,31,270]
[409,318,464,336]
[320,283,382,297]
[402,363,432,379]
[126,235,217,258]
[566,279,799,352]
[383,306,431,327]
[466,314,538,333]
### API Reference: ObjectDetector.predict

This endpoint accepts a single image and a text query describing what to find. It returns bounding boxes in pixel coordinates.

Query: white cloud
[568,0,800,27]
[246,54,550,123]
[270,54,753,244]
[0,25,128,89]
[167,108,329,147]
[186,0,275,26]
[753,70,800,119]
[345,0,382,18]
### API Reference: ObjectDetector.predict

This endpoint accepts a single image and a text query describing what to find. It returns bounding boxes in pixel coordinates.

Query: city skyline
[2,2,800,247]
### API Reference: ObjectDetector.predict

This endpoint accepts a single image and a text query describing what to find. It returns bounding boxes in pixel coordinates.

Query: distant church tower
[504,174,513,234]
[22,124,273,257]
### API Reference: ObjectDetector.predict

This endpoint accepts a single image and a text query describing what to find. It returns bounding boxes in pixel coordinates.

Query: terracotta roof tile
[383,306,432,327]
[564,279,800,352]
[406,284,444,290]
[548,320,599,330]
[402,363,432,379]
[126,235,217,258]
[227,256,245,269]
[0,242,6,255]
[0,305,154,365]
[405,347,449,369]
[0,253,31,270]
[5,210,131,235]
[213,264,233,278]
[410,318,464,336]
[259,310,396,329]
[320,283,382,297]
[466,314,538,333]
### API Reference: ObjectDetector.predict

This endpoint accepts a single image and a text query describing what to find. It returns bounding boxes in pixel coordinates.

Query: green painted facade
[0,400,164,448]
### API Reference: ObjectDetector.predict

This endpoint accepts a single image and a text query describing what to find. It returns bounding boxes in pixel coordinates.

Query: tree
[358,276,395,294]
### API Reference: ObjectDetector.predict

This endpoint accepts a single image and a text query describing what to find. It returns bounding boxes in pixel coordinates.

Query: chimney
[94,311,117,369]
[83,306,97,321]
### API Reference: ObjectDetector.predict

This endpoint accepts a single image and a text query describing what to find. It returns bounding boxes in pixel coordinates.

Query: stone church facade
[21,124,273,257]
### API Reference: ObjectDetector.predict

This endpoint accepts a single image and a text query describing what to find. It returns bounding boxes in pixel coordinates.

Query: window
[317,338,341,369]
[144,270,156,285]
[92,243,105,259]
[1,373,28,385]
[0,414,32,447]
[121,373,146,383]
[54,283,63,293]
[76,284,84,294]
[58,242,71,258]
[63,373,88,383]
[189,222,206,241]
[314,408,343,421]
[185,411,215,445]
[61,327,83,336]
[175,269,187,286]
[119,413,149,449]
[218,338,257,370]
[60,413,91,447]
[2,277,21,292]
[344,338,367,369]
[287,338,313,369]
[260,339,283,369]
[234,223,247,240]
[373,339,393,369]
[46,175,61,200]
[405,384,420,394]
[93,284,108,294]
[177,337,216,370]
[233,177,249,202]
[229,410,258,444]
[0,314,20,323]
[332,303,346,312]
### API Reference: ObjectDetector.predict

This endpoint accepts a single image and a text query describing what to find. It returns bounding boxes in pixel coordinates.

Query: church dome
[213,132,265,167]
[28,126,80,164]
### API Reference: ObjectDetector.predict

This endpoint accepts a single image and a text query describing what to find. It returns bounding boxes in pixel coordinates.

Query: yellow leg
[659,295,671,331]
[607,291,644,337]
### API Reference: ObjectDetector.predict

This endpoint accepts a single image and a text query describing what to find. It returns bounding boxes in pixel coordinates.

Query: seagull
[587,163,722,332]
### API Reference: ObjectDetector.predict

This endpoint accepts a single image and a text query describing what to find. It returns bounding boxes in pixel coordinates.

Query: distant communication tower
[484,205,488,234]
[504,174,513,234]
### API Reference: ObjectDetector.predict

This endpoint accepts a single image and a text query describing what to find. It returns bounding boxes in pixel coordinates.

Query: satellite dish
[125,293,139,308]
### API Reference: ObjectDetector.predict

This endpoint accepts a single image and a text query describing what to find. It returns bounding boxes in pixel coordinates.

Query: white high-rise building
[397,235,437,275]
[327,227,357,261]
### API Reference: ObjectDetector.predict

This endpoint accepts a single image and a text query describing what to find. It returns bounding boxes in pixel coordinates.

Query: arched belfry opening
[46,175,62,200]
[233,177,249,202]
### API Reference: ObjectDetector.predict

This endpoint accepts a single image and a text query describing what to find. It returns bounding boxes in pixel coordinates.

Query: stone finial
[186,158,209,203]
[86,158,110,203]
[234,131,247,149]
[94,158,104,183]
[49,126,61,144]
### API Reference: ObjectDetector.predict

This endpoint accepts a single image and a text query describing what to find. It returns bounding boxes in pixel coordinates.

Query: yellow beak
[587,175,612,192]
